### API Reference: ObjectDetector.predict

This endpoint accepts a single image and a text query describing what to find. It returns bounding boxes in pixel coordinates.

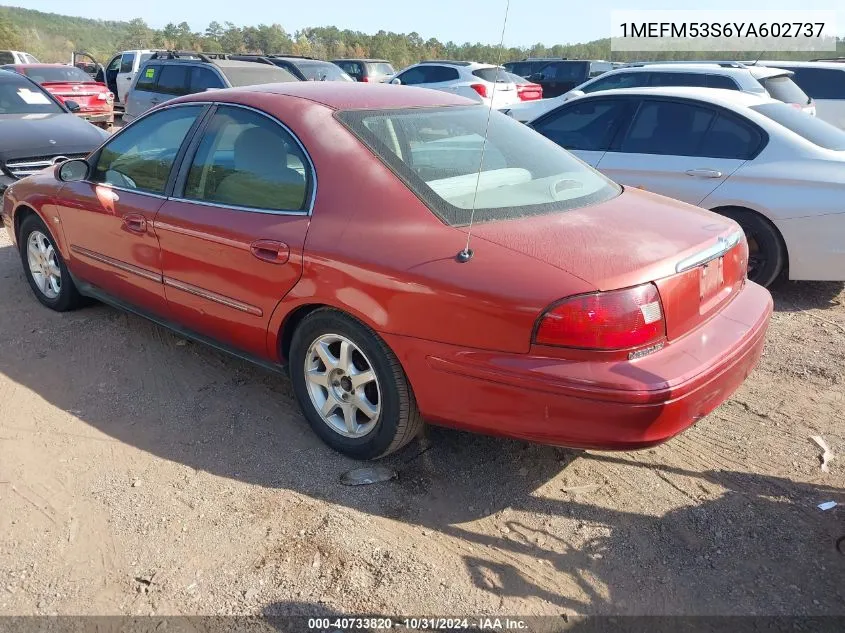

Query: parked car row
[2,80,775,461]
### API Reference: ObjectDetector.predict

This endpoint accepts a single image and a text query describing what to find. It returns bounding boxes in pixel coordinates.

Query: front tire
[18,214,82,312]
[289,309,423,460]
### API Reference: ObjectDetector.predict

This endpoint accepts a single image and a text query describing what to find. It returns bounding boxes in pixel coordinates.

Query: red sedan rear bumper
[384,281,772,449]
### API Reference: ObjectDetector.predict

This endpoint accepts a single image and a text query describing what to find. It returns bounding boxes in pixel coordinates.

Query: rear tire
[717,208,786,288]
[18,214,82,312]
[289,309,423,460]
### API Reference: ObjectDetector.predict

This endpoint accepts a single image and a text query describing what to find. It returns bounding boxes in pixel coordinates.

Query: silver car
[528,86,845,287]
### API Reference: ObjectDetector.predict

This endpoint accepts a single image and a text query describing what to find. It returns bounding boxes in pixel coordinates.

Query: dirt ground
[0,227,843,619]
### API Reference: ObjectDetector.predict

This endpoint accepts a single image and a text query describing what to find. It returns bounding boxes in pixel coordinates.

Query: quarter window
[91,105,203,194]
[533,100,630,151]
[706,74,739,90]
[183,106,310,212]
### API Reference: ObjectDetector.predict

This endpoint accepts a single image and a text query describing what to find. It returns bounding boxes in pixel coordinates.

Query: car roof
[576,86,776,108]
[331,58,392,63]
[755,60,845,70]
[174,81,476,110]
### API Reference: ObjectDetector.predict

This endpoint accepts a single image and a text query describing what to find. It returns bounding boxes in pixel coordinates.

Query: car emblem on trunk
[49,139,57,145]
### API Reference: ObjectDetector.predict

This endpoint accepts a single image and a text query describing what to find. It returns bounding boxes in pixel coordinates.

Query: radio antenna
[456,0,510,263]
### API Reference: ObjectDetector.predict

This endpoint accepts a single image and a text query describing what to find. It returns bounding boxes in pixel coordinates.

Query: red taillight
[534,283,666,350]
[361,76,371,83]
[470,83,488,98]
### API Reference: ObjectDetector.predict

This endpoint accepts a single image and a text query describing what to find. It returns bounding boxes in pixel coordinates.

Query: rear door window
[119,52,136,74]
[782,67,845,100]
[135,64,160,92]
[619,100,715,156]
[156,65,190,95]
[648,72,707,87]
[532,99,631,151]
[581,72,648,93]
[189,66,224,92]
[757,75,810,105]
[697,114,762,159]
[424,66,460,83]
[706,74,740,89]
[183,105,310,211]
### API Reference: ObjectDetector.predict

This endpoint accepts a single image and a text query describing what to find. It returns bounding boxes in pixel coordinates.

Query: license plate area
[699,257,725,304]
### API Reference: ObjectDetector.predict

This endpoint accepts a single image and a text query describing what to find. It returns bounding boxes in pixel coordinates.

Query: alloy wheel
[303,333,381,438]
[27,230,62,300]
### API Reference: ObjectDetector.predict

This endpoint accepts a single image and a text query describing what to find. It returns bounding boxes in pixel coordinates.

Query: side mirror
[58,159,89,182]
[64,99,81,112]
[390,77,401,85]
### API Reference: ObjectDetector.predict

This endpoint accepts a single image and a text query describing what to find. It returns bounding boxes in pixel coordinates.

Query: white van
[0,51,39,64]
[756,60,845,130]
[102,49,161,104]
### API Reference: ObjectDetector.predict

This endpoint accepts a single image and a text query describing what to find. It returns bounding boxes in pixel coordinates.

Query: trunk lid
[471,188,748,341]
[41,81,112,112]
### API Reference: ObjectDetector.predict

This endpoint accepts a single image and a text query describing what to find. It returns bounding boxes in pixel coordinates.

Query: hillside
[0,4,842,67]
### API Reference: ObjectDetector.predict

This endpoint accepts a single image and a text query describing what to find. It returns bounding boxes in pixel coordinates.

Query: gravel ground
[0,227,843,618]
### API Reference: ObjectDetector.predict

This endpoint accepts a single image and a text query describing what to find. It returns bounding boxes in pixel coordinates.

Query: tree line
[1,5,842,68]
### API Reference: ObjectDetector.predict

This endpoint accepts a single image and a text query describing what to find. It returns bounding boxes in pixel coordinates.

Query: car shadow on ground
[770,280,844,312]
[0,240,843,615]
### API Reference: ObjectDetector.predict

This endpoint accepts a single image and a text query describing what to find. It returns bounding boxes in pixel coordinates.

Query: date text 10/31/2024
[307,617,529,630]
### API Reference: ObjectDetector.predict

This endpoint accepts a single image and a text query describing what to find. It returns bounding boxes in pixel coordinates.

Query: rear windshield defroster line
[336,105,621,226]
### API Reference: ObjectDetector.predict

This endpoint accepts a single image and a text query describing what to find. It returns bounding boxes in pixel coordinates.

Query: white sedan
[525,86,845,287]
[388,61,519,109]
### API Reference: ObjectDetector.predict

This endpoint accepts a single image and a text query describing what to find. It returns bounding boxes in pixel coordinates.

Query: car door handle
[685,169,723,178]
[123,214,147,234]
[250,240,290,264]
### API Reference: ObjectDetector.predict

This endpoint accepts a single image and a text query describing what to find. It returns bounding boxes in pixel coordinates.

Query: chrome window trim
[167,196,308,216]
[675,230,743,273]
[176,101,317,216]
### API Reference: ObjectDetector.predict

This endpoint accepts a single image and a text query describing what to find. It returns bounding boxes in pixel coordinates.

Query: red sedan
[1,63,114,128]
[0,83,772,459]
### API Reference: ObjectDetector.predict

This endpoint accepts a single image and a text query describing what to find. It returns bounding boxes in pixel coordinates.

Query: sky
[15,0,845,48]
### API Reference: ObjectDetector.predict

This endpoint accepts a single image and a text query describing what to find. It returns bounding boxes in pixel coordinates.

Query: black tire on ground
[717,208,786,288]
[289,308,423,460]
[18,213,83,312]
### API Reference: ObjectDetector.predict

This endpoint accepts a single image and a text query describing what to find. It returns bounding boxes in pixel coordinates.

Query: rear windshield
[751,103,845,150]
[472,67,509,83]
[758,75,810,105]
[295,60,353,82]
[220,65,298,87]
[0,73,63,114]
[337,105,620,226]
[21,66,92,83]
[505,61,547,77]
[539,61,589,81]
[367,62,395,77]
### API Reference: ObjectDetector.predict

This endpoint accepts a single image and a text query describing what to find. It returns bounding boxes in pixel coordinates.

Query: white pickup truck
[0,51,40,64]
[102,49,161,105]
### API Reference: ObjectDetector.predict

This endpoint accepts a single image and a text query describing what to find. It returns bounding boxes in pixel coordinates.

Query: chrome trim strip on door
[70,245,163,283]
[163,277,264,317]
[675,230,743,273]
[154,221,252,250]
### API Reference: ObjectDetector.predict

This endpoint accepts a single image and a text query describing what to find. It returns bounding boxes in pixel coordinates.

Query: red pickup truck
[1,63,114,128]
